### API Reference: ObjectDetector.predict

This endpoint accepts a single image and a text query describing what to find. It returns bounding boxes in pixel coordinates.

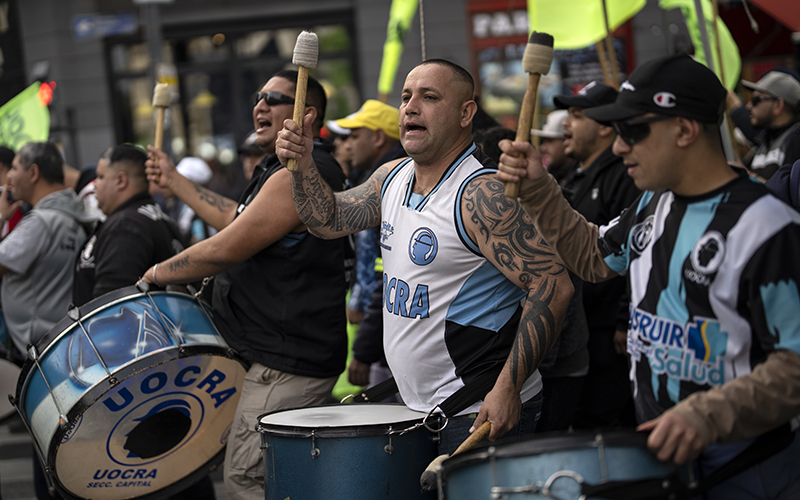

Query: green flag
[0,82,50,152]
[377,0,419,98]
[659,0,741,90]
[527,0,646,50]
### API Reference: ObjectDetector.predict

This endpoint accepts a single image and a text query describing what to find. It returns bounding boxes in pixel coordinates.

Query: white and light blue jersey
[598,170,800,421]
[380,144,542,414]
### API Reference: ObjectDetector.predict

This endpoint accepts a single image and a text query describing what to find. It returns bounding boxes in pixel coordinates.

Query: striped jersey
[379,144,541,414]
[598,170,800,421]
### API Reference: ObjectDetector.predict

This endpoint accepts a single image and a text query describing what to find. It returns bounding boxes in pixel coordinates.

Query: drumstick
[504,32,554,198]
[286,30,318,172]
[419,420,491,491]
[152,82,170,183]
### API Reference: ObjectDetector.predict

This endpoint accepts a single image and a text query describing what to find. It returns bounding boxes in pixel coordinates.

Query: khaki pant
[223,363,337,500]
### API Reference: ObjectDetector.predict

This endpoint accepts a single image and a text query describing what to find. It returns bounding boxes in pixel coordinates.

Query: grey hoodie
[0,188,97,354]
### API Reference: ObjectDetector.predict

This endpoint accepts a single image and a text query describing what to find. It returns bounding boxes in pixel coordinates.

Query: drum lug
[310,431,320,458]
[384,429,394,454]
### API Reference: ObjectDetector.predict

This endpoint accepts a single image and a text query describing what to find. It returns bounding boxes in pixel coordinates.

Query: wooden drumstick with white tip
[419,420,491,491]
[286,30,318,172]
[504,32,554,198]
[152,82,170,183]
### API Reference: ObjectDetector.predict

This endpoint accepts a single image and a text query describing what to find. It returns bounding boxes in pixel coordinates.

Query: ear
[461,99,478,128]
[598,124,615,138]
[28,163,40,184]
[304,106,319,128]
[774,98,786,116]
[372,128,387,148]
[115,169,129,191]
[674,117,701,148]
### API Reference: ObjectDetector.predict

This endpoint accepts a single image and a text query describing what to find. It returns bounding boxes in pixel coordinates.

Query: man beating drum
[143,70,350,500]
[277,58,573,453]
[497,54,800,497]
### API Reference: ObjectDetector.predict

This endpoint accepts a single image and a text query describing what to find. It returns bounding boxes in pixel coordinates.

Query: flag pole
[595,42,614,87]
[601,0,620,88]
[692,0,735,161]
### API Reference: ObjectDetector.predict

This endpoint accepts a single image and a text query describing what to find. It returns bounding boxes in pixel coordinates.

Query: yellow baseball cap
[334,100,400,140]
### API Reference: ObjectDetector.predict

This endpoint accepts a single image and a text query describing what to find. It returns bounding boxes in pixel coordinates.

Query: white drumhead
[0,358,21,420]
[260,404,426,428]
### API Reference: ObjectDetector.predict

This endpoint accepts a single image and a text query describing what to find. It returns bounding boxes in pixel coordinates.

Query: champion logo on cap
[578,81,597,96]
[620,81,636,92]
[653,92,677,108]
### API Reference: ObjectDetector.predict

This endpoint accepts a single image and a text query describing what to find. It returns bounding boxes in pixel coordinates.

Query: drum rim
[257,403,428,439]
[441,430,652,476]
[42,347,247,496]
[14,287,215,407]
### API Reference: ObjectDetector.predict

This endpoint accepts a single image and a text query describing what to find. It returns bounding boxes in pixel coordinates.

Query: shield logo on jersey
[630,215,655,254]
[691,231,725,275]
[408,227,438,266]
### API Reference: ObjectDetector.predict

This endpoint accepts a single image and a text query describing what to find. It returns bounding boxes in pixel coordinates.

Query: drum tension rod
[27,345,70,431]
[385,426,394,454]
[68,306,117,385]
[310,430,320,458]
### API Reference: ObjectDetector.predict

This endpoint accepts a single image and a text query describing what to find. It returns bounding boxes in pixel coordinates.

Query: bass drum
[440,431,686,500]
[13,286,247,500]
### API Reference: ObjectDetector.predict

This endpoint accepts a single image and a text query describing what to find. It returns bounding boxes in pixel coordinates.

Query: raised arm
[277,113,397,238]
[462,174,574,440]
[146,146,238,230]
[496,139,618,282]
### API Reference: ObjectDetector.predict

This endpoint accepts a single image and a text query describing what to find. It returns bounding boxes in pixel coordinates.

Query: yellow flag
[0,82,50,151]
[527,0,646,50]
[377,0,419,98]
[659,0,741,90]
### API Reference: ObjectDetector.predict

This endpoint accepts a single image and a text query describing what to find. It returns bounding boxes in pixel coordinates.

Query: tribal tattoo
[194,183,234,213]
[291,162,387,236]
[462,175,569,389]
[462,176,566,285]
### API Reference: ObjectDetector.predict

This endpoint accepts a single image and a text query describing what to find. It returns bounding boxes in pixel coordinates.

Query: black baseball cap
[554,81,618,110]
[585,53,726,125]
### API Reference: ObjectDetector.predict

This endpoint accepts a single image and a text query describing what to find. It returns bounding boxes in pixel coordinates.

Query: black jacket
[212,143,351,378]
[73,192,184,306]
[560,146,641,332]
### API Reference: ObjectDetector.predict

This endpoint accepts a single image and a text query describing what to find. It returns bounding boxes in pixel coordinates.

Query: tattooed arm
[142,168,304,285]
[463,174,574,441]
[146,146,237,230]
[277,113,396,238]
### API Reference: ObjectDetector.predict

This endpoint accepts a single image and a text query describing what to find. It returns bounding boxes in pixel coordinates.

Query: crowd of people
[1,50,799,500]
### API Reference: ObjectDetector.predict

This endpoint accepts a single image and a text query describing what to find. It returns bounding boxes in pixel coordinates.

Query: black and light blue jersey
[598,170,800,421]
[379,144,541,414]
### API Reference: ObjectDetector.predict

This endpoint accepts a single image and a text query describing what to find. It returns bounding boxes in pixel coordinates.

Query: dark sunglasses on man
[253,91,295,107]
[749,95,777,107]
[613,115,672,146]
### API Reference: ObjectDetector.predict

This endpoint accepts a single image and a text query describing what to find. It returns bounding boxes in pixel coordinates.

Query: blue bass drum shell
[14,286,247,500]
[441,431,683,500]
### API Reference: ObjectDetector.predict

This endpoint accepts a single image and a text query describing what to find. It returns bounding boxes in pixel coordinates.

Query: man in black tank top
[142,71,349,500]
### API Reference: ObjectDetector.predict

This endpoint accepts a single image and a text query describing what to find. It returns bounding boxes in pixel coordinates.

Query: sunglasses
[613,115,672,146]
[749,95,777,106]
[253,91,295,107]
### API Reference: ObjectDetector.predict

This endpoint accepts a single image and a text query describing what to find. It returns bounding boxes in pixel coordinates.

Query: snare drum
[440,431,685,500]
[258,404,438,500]
[13,286,247,500]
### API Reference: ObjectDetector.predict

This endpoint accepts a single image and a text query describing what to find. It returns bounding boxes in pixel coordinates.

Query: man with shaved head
[278,59,573,452]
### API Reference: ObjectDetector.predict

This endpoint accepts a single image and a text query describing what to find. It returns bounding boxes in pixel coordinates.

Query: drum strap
[352,366,504,418]
[580,424,793,500]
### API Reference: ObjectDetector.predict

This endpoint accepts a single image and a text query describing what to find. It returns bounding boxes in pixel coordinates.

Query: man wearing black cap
[741,70,800,180]
[553,81,640,430]
[498,53,800,497]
